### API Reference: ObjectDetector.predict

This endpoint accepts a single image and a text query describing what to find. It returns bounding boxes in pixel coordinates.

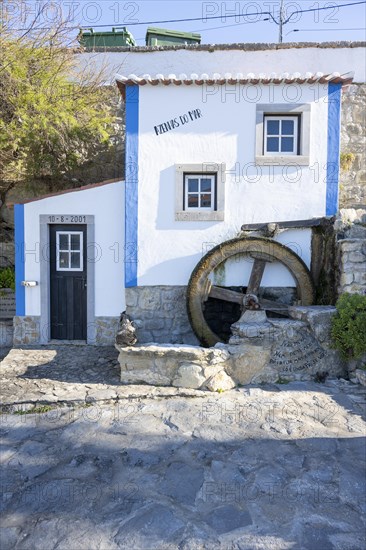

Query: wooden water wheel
[186,236,315,347]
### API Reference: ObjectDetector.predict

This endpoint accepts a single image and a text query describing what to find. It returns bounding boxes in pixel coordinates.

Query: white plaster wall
[137,83,324,286]
[76,46,366,83]
[23,181,125,316]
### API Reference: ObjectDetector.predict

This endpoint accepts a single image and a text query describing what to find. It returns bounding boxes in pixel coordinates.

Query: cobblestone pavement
[1,345,366,549]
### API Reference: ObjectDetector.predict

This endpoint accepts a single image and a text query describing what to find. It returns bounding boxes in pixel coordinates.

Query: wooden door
[50,225,87,340]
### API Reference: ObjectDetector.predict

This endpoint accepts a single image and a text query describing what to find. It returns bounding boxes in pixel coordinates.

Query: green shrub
[331,293,366,359]
[0,267,15,290]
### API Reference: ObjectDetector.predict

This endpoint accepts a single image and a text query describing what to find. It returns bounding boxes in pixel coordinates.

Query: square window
[175,163,226,221]
[264,115,298,155]
[255,104,310,166]
[56,231,83,271]
[184,174,216,211]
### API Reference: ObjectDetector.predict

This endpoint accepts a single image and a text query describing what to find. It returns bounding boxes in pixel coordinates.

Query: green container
[78,27,136,49]
[146,27,201,46]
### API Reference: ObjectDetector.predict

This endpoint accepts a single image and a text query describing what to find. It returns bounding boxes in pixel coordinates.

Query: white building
[13,42,365,346]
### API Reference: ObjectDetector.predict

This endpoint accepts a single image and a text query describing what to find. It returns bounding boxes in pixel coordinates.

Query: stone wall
[13,316,41,346]
[94,317,120,345]
[336,208,366,295]
[340,83,366,208]
[125,286,199,346]
[337,239,366,294]
[12,315,120,346]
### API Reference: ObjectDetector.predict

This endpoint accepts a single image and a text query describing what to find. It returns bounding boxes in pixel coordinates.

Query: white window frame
[175,163,226,221]
[184,174,216,211]
[264,115,298,156]
[56,231,84,272]
[256,103,311,166]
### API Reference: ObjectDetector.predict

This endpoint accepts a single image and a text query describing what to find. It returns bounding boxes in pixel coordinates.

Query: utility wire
[287,27,366,34]
[8,0,366,32]
[283,1,366,24]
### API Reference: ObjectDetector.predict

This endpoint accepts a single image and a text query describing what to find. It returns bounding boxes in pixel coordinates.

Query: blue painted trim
[14,204,25,315]
[125,85,139,287]
[326,82,342,216]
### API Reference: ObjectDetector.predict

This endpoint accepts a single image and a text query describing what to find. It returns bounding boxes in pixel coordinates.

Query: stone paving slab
[1,345,366,549]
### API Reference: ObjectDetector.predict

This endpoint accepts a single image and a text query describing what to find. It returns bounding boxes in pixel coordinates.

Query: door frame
[39,215,95,344]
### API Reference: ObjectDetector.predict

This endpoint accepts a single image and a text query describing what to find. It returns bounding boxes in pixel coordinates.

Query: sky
[3,0,366,44]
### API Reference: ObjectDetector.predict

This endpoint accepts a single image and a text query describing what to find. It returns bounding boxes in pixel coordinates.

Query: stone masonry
[125,286,199,345]
[116,306,347,389]
[338,239,366,294]
[12,315,120,346]
[336,208,366,295]
[340,83,366,208]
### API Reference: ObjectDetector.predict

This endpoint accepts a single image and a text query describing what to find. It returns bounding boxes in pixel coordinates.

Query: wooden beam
[246,259,266,295]
[241,216,335,232]
[209,286,244,304]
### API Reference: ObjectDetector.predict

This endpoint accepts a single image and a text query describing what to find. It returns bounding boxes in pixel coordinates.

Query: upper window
[56,231,83,271]
[255,104,310,166]
[184,174,216,211]
[175,163,226,221]
[264,116,299,155]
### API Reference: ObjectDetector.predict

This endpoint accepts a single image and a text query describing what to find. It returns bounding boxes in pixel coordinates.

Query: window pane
[188,194,199,208]
[281,119,294,135]
[59,234,68,251]
[281,137,294,152]
[71,252,81,269]
[188,178,198,193]
[59,252,69,269]
[267,120,279,135]
[200,178,212,192]
[267,137,279,152]
[200,194,212,208]
[71,234,80,251]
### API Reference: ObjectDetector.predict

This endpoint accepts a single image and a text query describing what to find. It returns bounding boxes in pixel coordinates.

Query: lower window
[184,173,216,211]
[175,163,226,221]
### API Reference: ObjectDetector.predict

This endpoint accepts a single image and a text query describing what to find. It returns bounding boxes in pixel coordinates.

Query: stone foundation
[0,319,13,347]
[93,316,120,345]
[116,306,347,390]
[13,316,41,345]
[126,285,298,345]
[13,315,119,346]
[125,286,199,345]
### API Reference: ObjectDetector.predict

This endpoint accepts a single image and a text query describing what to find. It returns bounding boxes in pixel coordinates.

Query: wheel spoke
[246,259,266,295]
[209,285,244,305]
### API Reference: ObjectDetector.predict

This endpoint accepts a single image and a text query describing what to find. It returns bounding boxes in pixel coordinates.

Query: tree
[0,15,115,221]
